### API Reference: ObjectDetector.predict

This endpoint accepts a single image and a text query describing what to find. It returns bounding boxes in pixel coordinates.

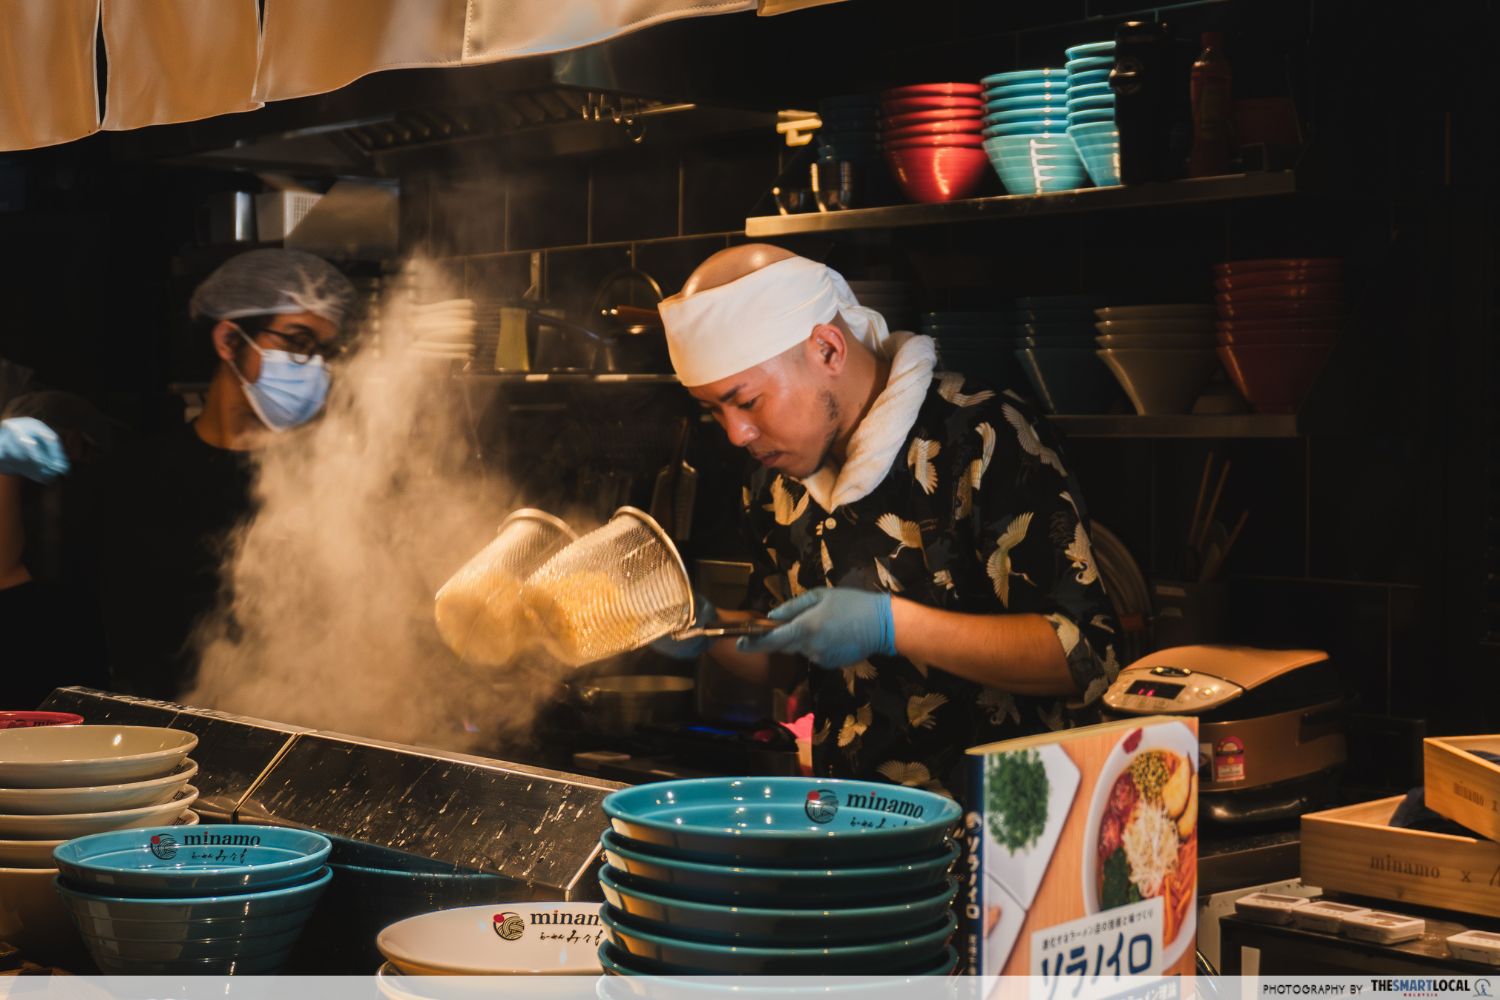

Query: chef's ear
[211,320,243,365]
[805,322,848,375]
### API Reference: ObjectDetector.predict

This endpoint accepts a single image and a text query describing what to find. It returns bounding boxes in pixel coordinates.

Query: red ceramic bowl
[1215,297,1343,321]
[1215,323,1341,346]
[1216,282,1344,304]
[1211,257,1342,275]
[883,134,985,149]
[882,120,982,141]
[880,96,985,114]
[886,145,990,203]
[1213,266,1344,292]
[1217,343,1334,413]
[882,83,985,99]
[882,109,986,129]
[0,711,84,730]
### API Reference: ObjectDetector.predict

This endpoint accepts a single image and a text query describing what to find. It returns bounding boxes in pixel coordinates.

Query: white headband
[659,256,892,387]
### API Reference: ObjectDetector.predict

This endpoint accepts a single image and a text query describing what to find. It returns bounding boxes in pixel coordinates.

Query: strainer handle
[672,617,780,640]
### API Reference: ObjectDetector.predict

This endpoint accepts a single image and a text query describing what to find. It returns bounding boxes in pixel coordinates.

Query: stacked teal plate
[1064,40,1121,185]
[597,778,961,975]
[51,825,331,974]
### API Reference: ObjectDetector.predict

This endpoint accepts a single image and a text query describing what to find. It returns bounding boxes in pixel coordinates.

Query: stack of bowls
[979,69,1086,195]
[922,311,1020,389]
[879,84,990,203]
[1214,257,1343,413]
[817,95,882,167]
[377,901,605,976]
[1094,304,1221,414]
[847,280,918,331]
[1012,295,1120,413]
[0,711,84,730]
[1064,41,1121,186]
[0,724,201,963]
[52,824,332,974]
[596,777,962,975]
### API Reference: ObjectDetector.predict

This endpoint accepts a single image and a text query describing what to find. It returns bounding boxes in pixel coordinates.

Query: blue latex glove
[650,594,717,660]
[0,417,68,483]
[736,587,895,670]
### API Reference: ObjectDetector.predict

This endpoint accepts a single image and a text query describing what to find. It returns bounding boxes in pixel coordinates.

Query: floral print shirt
[743,371,1121,805]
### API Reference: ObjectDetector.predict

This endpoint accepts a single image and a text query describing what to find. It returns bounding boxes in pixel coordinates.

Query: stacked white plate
[1092,304,1220,414]
[0,725,199,961]
[407,298,477,363]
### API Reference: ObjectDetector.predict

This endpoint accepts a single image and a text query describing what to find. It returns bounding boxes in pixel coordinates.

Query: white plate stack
[0,725,199,961]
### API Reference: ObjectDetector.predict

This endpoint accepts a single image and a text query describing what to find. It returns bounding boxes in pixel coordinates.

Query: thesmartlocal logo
[148,830,263,861]
[1369,979,1489,997]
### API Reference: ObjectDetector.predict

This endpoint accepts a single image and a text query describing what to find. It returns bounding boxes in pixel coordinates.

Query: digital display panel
[1125,680,1185,700]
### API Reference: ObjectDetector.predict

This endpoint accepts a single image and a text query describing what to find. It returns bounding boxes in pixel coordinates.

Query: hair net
[189,249,357,330]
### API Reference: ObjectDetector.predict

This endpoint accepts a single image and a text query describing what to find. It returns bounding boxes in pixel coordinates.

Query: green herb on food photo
[985,748,1050,853]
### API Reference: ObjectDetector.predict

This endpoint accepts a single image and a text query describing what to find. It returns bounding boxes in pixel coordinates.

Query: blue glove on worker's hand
[650,594,717,660]
[0,417,68,483]
[736,588,895,670]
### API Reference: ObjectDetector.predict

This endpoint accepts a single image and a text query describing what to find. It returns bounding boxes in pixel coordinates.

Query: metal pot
[572,675,694,738]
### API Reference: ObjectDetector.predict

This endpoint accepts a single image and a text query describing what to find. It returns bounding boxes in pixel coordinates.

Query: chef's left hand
[736,587,895,670]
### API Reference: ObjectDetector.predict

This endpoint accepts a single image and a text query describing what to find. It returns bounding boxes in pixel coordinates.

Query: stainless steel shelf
[744,171,1300,236]
[1050,414,1299,438]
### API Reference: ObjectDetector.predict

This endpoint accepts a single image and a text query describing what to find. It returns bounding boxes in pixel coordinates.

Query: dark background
[1,0,1494,774]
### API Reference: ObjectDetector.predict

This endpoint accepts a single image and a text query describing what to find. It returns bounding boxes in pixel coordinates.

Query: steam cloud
[187,258,563,752]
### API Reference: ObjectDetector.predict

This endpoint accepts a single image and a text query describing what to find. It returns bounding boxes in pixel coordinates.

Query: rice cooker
[1101,645,1346,825]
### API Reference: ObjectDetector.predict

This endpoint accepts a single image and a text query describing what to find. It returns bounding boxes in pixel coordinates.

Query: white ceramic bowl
[1093,318,1216,337]
[0,810,198,868]
[1096,348,1222,415]
[378,902,605,975]
[1093,304,1216,323]
[1095,333,1215,350]
[0,786,199,840]
[0,866,74,957]
[0,726,198,788]
[0,760,198,816]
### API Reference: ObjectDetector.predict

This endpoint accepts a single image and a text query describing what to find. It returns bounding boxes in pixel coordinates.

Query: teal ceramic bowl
[986,94,1069,112]
[1067,68,1112,87]
[984,82,1071,103]
[54,866,332,922]
[599,905,957,975]
[1066,82,1113,101]
[598,866,957,945]
[86,950,294,975]
[597,941,960,980]
[601,778,961,865]
[75,924,307,964]
[984,122,1070,138]
[1068,121,1121,142]
[1065,56,1115,72]
[54,825,331,898]
[1065,41,1115,60]
[980,69,1066,87]
[1068,109,1116,125]
[600,831,958,905]
[64,905,314,942]
[1067,95,1115,113]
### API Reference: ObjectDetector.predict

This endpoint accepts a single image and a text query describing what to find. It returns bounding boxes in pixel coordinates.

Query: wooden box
[1301,796,1500,918]
[1424,736,1500,845]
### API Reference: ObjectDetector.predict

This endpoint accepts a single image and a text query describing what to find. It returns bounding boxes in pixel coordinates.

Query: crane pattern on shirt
[744,374,1120,805]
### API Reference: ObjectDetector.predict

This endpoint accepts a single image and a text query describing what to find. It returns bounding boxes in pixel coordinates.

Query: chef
[74,249,355,700]
[654,244,1119,801]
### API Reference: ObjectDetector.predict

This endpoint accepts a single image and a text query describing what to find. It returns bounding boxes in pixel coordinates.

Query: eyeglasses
[253,327,346,365]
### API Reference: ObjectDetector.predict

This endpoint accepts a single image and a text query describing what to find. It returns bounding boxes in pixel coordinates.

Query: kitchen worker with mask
[75,249,355,699]
[653,244,1119,804]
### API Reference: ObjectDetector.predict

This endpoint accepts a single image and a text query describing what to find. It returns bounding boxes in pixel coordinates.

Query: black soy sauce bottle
[1112,20,1188,184]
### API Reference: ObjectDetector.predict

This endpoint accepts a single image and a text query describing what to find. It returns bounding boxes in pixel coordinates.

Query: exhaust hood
[111,17,781,177]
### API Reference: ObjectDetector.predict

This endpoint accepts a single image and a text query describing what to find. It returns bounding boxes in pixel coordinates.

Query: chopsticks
[1186,452,1247,582]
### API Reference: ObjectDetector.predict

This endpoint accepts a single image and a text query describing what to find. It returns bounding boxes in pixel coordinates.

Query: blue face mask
[232,330,331,432]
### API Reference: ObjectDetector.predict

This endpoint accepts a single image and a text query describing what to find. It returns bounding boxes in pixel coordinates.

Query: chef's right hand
[0,417,69,483]
[650,594,716,660]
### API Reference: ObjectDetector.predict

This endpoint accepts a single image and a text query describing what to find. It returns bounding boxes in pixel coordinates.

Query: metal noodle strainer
[434,509,577,666]
[522,506,775,668]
